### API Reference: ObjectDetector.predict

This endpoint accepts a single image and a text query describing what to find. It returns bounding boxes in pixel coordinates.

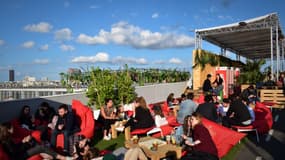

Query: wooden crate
[260,89,285,109]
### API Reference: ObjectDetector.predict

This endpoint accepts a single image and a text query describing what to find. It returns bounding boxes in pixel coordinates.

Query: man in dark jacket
[50,104,79,155]
[202,74,212,94]
[222,98,252,128]
[196,95,218,122]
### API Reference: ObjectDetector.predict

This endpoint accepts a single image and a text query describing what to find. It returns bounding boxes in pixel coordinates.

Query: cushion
[131,127,154,135]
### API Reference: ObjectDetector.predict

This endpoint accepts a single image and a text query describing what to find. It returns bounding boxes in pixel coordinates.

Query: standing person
[177,93,197,124]
[181,112,218,160]
[100,98,117,141]
[124,96,154,131]
[202,74,212,94]
[50,104,79,155]
[212,74,224,96]
[196,95,218,122]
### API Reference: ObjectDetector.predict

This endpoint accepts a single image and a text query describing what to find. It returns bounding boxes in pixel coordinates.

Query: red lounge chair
[232,125,260,142]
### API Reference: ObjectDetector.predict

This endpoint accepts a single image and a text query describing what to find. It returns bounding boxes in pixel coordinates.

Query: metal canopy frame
[195,13,285,79]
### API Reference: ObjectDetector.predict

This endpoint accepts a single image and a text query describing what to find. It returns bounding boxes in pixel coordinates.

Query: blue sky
[0,0,284,81]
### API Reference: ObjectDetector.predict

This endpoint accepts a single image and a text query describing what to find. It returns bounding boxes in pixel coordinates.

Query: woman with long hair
[181,112,218,160]
[152,105,168,127]
[124,96,154,131]
[173,115,192,146]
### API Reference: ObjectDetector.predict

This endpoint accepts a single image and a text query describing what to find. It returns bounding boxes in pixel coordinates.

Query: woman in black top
[125,96,154,131]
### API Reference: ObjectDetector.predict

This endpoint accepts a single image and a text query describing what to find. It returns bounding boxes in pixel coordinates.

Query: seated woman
[153,105,168,127]
[173,115,192,146]
[0,122,67,160]
[181,112,218,160]
[166,93,179,107]
[124,96,154,131]
[100,98,118,141]
[19,105,35,130]
[72,135,94,160]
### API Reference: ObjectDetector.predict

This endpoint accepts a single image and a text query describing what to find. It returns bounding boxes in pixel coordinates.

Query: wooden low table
[111,120,127,139]
[125,136,182,160]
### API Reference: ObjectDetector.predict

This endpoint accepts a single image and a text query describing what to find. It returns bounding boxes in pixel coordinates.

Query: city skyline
[0,0,284,81]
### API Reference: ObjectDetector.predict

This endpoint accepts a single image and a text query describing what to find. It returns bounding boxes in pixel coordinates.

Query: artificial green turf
[92,130,246,159]
[93,132,126,151]
[221,138,247,160]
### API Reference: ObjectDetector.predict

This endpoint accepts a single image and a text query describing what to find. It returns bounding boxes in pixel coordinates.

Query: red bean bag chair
[253,102,273,134]
[55,100,95,149]
[202,118,246,158]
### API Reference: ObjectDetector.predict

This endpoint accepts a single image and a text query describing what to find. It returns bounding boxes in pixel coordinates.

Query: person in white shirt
[153,105,168,127]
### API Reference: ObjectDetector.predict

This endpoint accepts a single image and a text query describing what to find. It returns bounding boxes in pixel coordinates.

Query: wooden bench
[260,89,285,109]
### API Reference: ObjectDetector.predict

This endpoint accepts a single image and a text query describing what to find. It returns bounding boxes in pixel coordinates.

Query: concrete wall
[0,82,187,123]
[135,81,187,104]
[0,93,88,123]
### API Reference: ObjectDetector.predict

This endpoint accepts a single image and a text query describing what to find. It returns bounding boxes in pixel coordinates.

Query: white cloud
[39,44,49,51]
[152,13,159,19]
[0,39,5,46]
[76,21,195,49]
[34,59,49,64]
[54,28,72,41]
[113,56,147,65]
[71,52,109,63]
[21,41,35,48]
[24,22,53,33]
[60,44,75,52]
[169,58,182,64]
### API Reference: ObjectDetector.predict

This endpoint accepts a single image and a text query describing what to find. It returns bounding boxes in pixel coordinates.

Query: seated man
[50,104,79,155]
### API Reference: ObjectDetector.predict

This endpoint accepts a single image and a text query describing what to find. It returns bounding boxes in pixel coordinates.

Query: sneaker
[116,126,125,132]
[108,133,112,139]
[104,136,111,141]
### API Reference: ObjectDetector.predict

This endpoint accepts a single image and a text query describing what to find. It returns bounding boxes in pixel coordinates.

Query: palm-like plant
[193,50,219,70]
[238,59,266,84]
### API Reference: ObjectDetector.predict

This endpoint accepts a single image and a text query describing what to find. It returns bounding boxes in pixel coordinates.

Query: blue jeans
[50,129,71,152]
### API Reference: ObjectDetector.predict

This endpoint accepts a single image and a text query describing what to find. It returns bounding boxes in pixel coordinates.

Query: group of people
[0,102,98,160]
[1,78,259,160]
[202,73,224,97]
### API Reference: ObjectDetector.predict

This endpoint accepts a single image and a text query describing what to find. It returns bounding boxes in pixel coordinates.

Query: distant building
[68,68,81,75]
[9,70,14,82]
